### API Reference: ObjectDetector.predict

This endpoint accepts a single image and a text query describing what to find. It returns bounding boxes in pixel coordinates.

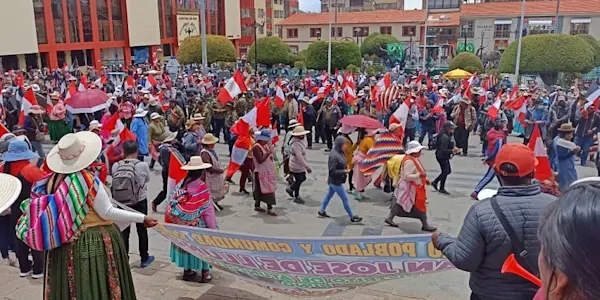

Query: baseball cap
[494,143,538,177]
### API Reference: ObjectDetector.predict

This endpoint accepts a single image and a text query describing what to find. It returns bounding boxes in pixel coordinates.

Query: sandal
[254,207,266,212]
[200,270,212,283]
[267,210,278,216]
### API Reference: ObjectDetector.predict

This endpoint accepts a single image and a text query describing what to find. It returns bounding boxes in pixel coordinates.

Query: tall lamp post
[354,28,360,44]
[408,31,414,66]
[253,18,265,74]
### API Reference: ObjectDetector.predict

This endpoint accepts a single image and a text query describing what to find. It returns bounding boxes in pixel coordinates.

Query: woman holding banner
[166,156,216,283]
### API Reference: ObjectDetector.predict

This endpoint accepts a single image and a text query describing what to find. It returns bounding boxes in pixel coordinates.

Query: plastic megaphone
[501,254,542,287]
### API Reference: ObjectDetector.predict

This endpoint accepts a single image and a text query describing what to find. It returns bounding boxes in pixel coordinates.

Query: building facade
[239,0,299,56]
[279,1,600,64]
[0,0,241,71]
[321,0,404,12]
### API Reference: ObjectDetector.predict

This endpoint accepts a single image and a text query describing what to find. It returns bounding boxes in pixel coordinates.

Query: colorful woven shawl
[359,130,404,176]
[16,171,99,251]
[165,179,211,226]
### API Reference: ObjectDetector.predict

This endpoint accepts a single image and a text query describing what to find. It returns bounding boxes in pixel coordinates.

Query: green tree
[577,34,600,66]
[346,64,360,74]
[247,36,292,66]
[305,40,361,70]
[294,61,306,69]
[177,35,236,65]
[448,52,484,74]
[360,33,400,57]
[499,34,594,84]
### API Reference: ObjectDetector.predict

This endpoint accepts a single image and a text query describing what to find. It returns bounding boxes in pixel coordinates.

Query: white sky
[299,0,422,12]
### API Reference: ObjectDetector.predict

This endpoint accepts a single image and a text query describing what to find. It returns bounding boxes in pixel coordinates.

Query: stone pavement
[1,135,597,300]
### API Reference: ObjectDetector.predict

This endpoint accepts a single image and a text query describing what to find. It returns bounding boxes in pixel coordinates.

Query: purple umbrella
[65,89,110,114]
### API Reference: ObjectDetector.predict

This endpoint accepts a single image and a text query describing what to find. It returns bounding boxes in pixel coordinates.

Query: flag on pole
[217,70,247,105]
[18,88,38,126]
[274,80,285,109]
[167,152,187,197]
[78,75,88,92]
[242,97,271,127]
[124,76,135,90]
[226,119,251,178]
[94,75,107,88]
[103,112,125,132]
[527,124,552,181]
[505,95,528,126]
[389,101,410,137]
[64,81,78,104]
[145,75,158,90]
[487,97,502,119]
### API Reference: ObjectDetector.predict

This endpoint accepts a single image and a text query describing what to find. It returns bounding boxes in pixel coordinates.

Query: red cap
[494,143,538,177]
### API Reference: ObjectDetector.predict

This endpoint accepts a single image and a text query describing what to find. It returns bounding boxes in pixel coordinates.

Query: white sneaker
[19,270,31,277]
[3,257,17,268]
[32,273,44,279]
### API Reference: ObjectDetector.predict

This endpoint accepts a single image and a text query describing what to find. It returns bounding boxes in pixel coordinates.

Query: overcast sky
[299,0,422,12]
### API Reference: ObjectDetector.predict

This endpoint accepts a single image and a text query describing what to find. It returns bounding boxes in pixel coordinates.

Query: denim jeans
[575,135,594,165]
[320,184,354,218]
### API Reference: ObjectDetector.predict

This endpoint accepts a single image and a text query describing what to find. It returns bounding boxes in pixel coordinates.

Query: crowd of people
[0,64,598,300]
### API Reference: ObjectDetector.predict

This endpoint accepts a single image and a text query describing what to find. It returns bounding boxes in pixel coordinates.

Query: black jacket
[435,131,454,160]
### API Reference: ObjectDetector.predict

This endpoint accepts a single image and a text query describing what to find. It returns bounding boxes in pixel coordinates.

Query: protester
[525,98,550,144]
[451,97,477,156]
[23,104,46,164]
[432,143,556,300]
[300,97,316,149]
[131,107,149,161]
[321,98,342,151]
[47,91,71,142]
[337,125,357,192]
[471,121,506,199]
[352,128,378,200]
[386,141,436,231]
[111,140,154,268]
[0,173,19,267]
[286,125,312,204]
[318,136,362,223]
[573,104,600,166]
[148,112,166,169]
[282,119,301,186]
[166,156,215,282]
[182,119,201,161]
[552,123,581,191]
[152,131,182,212]
[15,132,158,299]
[418,101,439,149]
[238,126,255,195]
[536,178,600,300]
[252,129,278,216]
[432,121,460,195]
[199,133,226,210]
[1,139,45,278]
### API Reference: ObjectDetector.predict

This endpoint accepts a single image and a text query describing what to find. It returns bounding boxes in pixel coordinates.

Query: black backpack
[111,160,141,206]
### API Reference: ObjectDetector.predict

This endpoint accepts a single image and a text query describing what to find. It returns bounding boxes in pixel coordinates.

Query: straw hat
[557,123,576,132]
[291,126,310,136]
[50,91,61,100]
[162,131,177,143]
[185,119,197,130]
[0,173,21,214]
[133,108,148,118]
[46,132,102,174]
[181,156,212,171]
[288,119,300,129]
[150,112,161,120]
[405,141,426,155]
[29,105,44,114]
[201,133,218,145]
[192,113,205,121]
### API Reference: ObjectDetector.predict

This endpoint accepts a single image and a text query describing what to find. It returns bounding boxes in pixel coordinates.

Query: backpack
[111,160,141,206]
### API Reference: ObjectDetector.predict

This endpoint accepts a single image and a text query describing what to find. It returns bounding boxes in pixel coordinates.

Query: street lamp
[253,19,265,74]
[316,29,321,41]
[462,24,468,51]
[408,31,414,66]
[478,31,485,60]
[354,28,360,44]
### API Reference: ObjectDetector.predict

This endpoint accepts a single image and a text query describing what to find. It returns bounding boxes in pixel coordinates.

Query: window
[177,0,191,9]
[241,25,254,36]
[570,22,590,35]
[331,27,343,37]
[164,0,174,37]
[380,26,392,35]
[51,0,66,43]
[374,3,398,9]
[162,44,172,57]
[460,20,474,38]
[289,45,299,54]
[402,26,416,36]
[494,24,511,38]
[352,27,369,37]
[258,24,264,35]
[32,0,47,44]
[158,0,164,38]
[241,8,252,18]
[66,0,79,43]
[112,0,124,40]
[528,20,553,35]
[286,28,298,38]
[310,28,322,38]
[428,0,460,10]
[274,10,285,18]
[96,0,110,41]
[80,0,93,42]
[257,8,265,19]
[349,0,364,6]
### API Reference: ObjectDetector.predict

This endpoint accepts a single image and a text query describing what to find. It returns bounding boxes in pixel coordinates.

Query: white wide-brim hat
[0,173,21,213]
[46,131,103,174]
[291,126,310,136]
[405,141,426,155]
[181,156,212,171]
[133,108,148,118]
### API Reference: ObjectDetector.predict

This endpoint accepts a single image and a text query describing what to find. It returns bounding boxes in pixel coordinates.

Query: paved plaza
[1,135,596,300]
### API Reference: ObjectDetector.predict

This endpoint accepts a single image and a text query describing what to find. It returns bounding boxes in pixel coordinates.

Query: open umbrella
[65,89,110,114]
[443,68,472,80]
[339,115,384,129]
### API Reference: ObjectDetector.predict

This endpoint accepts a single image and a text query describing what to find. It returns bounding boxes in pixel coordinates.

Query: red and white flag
[94,75,107,88]
[103,112,125,133]
[145,75,158,90]
[217,70,247,105]
[487,97,502,120]
[18,88,38,126]
[167,151,187,196]
[64,81,78,104]
[241,97,271,127]
[388,101,410,137]
[344,80,357,105]
[528,125,552,181]
[124,76,135,90]
[274,80,285,109]
[78,75,88,92]
[226,119,251,178]
[505,95,528,126]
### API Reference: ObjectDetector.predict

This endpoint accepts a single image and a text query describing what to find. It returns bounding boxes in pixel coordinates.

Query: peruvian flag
[388,101,410,137]
[226,119,251,178]
[303,74,313,91]
[64,81,78,104]
[274,80,285,109]
[528,124,553,181]
[15,73,24,88]
[376,73,392,94]
[78,75,88,92]
[167,151,187,197]
[505,95,528,126]
[487,97,502,120]
[18,88,38,126]
[217,70,247,105]
[414,72,423,85]
[316,71,328,82]
[241,97,271,127]
[145,75,158,90]
[94,75,107,88]
[344,80,357,105]
[124,76,135,90]
[103,112,125,133]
